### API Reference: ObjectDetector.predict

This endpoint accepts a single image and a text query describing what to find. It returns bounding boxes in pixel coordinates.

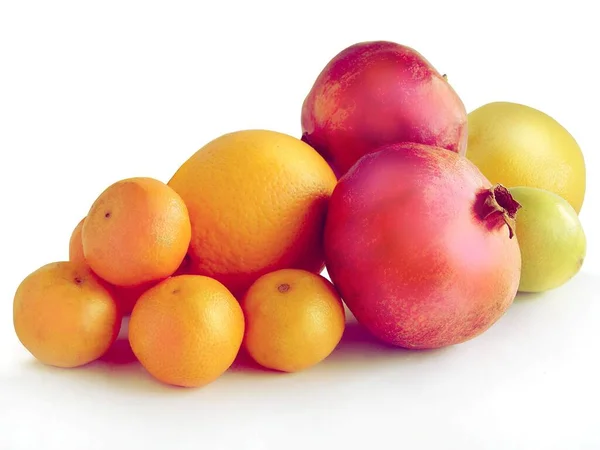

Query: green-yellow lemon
[510,186,586,293]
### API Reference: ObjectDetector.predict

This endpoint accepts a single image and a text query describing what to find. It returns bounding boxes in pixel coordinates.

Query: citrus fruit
[129,275,244,387]
[13,261,121,368]
[82,177,191,287]
[510,186,587,292]
[68,217,86,265]
[241,268,345,372]
[69,216,162,314]
[466,101,586,213]
[168,129,337,297]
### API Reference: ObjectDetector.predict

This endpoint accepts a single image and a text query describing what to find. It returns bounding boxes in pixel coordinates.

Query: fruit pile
[13,40,587,388]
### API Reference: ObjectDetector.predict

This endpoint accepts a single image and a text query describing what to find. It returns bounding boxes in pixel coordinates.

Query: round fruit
[129,275,244,388]
[241,269,345,372]
[13,261,121,368]
[82,177,191,287]
[68,216,158,314]
[68,217,86,265]
[509,186,586,292]
[168,129,337,297]
[301,40,467,176]
[324,143,522,349]
[466,101,586,213]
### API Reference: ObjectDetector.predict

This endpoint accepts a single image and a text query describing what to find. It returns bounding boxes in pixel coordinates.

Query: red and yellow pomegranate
[324,143,522,349]
[301,41,467,176]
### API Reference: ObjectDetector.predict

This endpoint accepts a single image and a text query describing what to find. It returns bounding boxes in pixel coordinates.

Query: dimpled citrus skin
[509,186,587,293]
[68,216,159,315]
[128,275,245,388]
[467,102,586,213]
[13,261,121,368]
[68,217,86,265]
[241,269,346,372]
[168,130,337,298]
[82,177,191,287]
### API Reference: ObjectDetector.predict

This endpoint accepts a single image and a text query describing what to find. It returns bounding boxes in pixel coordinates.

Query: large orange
[168,130,337,297]
[129,275,244,387]
[82,177,191,287]
[241,268,346,372]
[13,261,121,368]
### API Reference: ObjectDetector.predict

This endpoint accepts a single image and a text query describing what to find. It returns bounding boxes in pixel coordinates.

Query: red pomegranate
[301,40,467,177]
[324,143,522,349]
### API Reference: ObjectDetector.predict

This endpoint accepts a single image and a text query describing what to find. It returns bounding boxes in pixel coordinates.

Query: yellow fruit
[510,186,586,293]
[128,275,244,388]
[13,261,121,368]
[241,269,345,372]
[467,102,586,213]
[168,129,337,298]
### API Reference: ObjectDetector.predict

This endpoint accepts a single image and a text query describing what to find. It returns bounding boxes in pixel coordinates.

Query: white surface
[1,1,599,449]
[1,273,600,450]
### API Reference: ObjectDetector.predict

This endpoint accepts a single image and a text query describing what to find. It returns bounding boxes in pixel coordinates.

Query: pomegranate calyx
[479,184,521,239]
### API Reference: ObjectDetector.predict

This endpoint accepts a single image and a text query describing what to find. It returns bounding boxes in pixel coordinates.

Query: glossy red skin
[324,143,521,349]
[301,41,468,177]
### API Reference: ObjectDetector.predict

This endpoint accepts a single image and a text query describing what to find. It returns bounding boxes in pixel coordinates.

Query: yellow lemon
[467,102,586,213]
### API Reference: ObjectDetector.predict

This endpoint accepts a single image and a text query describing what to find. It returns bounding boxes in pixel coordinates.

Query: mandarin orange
[82,177,191,287]
[13,261,121,368]
[129,275,245,387]
[241,268,345,372]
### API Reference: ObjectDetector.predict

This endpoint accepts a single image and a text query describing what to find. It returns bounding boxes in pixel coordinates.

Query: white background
[1,1,599,449]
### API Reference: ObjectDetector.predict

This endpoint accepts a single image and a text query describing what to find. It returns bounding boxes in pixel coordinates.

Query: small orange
[241,268,346,372]
[129,275,245,387]
[68,216,159,315]
[168,129,337,297]
[82,177,191,287]
[68,217,86,265]
[13,261,121,368]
